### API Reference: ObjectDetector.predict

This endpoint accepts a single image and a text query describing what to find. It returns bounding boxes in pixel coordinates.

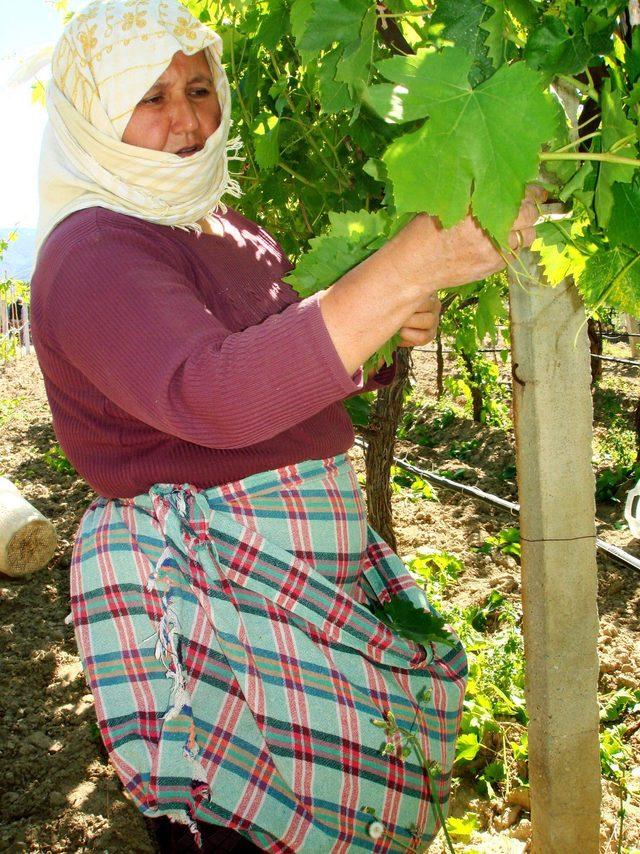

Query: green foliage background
[183,0,640,357]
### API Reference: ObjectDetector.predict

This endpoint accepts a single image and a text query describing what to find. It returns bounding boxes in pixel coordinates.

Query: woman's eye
[141,95,162,105]
[190,88,210,98]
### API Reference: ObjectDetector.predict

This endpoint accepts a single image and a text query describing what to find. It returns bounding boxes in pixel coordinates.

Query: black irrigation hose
[354,437,640,575]
[591,354,640,367]
[604,332,640,339]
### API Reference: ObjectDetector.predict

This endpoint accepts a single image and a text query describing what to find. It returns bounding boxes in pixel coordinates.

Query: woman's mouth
[175,143,203,157]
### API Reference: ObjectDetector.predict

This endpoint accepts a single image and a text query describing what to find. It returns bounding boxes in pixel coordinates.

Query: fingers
[398,301,441,347]
[508,225,537,252]
[512,199,538,230]
[417,293,441,314]
[513,185,547,233]
[508,186,545,252]
[398,324,438,347]
[525,183,548,205]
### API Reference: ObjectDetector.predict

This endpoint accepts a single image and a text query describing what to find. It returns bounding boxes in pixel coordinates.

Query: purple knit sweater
[30,207,396,498]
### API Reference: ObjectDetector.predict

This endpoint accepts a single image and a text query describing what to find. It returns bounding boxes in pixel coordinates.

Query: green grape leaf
[531,220,588,286]
[595,82,638,228]
[294,0,368,57]
[627,27,640,85]
[628,79,640,110]
[364,82,435,126]
[475,282,507,340]
[431,0,494,84]
[525,6,617,76]
[455,732,482,762]
[335,7,376,97]
[284,210,388,297]
[283,235,369,296]
[343,391,375,427]
[255,0,289,51]
[609,181,640,252]
[543,94,577,186]
[480,0,508,69]
[375,48,556,246]
[577,246,640,315]
[369,596,455,647]
[558,161,594,203]
[504,0,536,27]
[290,0,314,61]
[327,209,389,244]
[253,114,280,171]
[318,48,353,114]
[364,335,397,378]
[362,158,387,184]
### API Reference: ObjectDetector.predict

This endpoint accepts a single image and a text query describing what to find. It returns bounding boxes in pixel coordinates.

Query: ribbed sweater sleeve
[43,225,370,450]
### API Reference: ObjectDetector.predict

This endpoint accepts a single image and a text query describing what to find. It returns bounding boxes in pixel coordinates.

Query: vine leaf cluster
[187,0,640,368]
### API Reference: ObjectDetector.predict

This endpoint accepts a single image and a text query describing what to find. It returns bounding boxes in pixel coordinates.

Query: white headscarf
[36,0,241,251]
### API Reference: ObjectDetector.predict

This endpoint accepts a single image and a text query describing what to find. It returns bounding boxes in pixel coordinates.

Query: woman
[30,1,539,851]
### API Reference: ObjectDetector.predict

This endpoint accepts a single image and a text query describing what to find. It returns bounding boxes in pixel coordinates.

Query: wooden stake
[509,263,601,853]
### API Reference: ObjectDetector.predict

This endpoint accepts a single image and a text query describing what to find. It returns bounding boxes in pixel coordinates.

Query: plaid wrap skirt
[69,454,467,852]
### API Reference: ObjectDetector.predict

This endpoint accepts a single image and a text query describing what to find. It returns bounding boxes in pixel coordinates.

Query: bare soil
[0,349,638,853]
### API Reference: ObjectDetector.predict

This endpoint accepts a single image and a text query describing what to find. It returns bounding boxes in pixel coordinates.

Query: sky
[0,0,81,228]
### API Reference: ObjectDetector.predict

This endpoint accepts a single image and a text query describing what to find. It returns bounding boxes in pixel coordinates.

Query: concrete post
[509,260,601,854]
[624,314,640,360]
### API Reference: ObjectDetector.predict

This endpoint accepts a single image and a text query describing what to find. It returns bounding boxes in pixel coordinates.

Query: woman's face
[121,50,222,156]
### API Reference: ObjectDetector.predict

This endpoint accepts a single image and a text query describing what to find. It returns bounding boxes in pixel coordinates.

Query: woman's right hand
[386,185,545,294]
[318,186,545,376]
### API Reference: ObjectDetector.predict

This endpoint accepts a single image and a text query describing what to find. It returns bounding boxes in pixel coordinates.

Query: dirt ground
[0,348,639,853]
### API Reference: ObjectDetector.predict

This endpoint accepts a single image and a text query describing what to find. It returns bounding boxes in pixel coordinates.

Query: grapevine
[186,0,640,376]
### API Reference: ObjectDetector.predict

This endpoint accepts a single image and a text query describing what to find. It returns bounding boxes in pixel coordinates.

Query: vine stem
[270,55,350,189]
[276,161,318,189]
[409,735,457,854]
[541,151,640,167]
[228,16,259,182]
[552,130,601,153]
[376,9,434,18]
[557,73,599,101]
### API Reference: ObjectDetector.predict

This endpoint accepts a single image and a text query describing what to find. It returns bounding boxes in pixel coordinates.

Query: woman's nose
[171,97,199,134]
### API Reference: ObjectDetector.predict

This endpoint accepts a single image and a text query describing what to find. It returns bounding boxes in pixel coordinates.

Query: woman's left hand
[372,294,441,373]
[397,293,441,348]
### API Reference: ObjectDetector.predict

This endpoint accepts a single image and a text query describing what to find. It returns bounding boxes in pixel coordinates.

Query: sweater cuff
[363,351,398,391]
[301,293,368,396]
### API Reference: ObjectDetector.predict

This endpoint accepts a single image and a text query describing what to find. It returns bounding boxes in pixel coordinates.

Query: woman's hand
[389,184,546,293]
[397,293,441,348]
[318,185,546,376]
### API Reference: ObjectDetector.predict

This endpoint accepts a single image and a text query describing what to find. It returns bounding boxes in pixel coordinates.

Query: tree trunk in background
[587,317,603,386]
[436,331,444,398]
[364,8,415,554]
[365,348,412,551]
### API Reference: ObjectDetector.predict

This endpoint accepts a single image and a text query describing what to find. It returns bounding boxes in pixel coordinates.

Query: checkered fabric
[70,454,467,852]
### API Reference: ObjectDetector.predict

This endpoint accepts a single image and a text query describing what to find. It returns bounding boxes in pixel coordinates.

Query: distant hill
[0,228,37,282]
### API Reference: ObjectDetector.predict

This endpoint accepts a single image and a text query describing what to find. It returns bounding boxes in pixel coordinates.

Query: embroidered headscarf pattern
[36,0,241,251]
